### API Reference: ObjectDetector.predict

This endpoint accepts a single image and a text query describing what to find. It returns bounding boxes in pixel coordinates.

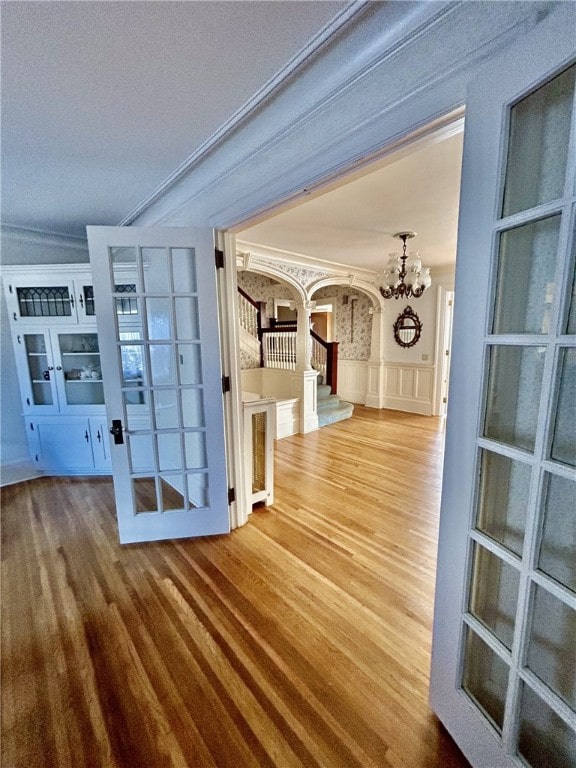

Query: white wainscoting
[240,369,300,439]
[337,360,435,415]
[383,363,435,416]
[275,398,300,439]
[337,360,368,404]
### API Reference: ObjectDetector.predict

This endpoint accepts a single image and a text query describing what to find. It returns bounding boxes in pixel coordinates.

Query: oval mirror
[393,305,422,348]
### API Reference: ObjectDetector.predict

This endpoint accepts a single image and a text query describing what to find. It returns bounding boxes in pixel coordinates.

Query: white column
[289,368,319,433]
[285,299,318,431]
[295,300,316,371]
[365,306,387,409]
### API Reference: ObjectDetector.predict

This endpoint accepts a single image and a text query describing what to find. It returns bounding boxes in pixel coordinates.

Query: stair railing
[238,287,262,340]
[237,287,338,391]
[311,331,339,394]
[260,327,297,369]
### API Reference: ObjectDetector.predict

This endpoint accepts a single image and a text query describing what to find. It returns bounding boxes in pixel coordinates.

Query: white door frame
[216,230,248,528]
[432,286,455,417]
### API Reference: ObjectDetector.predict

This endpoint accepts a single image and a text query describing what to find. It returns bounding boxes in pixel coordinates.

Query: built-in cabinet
[3,264,138,474]
[24,416,110,472]
[15,329,104,412]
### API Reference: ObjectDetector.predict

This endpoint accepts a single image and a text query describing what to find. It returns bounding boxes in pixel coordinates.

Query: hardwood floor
[1,407,470,768]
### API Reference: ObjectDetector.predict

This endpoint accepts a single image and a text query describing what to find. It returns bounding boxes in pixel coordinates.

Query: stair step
[318,401,354,427]
[317,384,332,399]
[317,394,342,411]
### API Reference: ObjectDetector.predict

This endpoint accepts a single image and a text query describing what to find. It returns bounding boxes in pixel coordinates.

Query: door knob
[109,419,124,445]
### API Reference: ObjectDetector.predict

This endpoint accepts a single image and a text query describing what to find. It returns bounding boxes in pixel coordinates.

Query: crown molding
[1,224,88,251]
[236,240,377,280]
[118,1,369,227]
[130,1,544,233]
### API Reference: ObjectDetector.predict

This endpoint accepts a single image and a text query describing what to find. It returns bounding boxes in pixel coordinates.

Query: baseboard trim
[0,459,42,487]
[383,397,433,416]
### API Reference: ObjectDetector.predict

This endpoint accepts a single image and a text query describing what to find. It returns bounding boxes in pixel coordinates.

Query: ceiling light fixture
[379,231,432,300]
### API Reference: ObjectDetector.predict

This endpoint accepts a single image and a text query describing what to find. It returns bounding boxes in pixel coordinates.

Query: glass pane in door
[550,347,576,467]
[469,543,520,649]
[146,298,173,339]
[152,390,178,430]
[483,345,546,451]
[537,472,576,592]
[492,216,560,334]
[23,333,53,405]
[82,284,138,316]
[476,450,530,556]
[526,584,576,708]
[502,64,575,216]
[112,245,208,514]
[172,249,197,292]
[143,248,170,293]
[462,626,509,731]
[517,682,576,768]
[566,256,576,334]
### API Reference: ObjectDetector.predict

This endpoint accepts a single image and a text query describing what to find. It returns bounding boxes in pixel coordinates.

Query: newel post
[290,299,319,432]
[326,341,339,394]
[296,300,316,371]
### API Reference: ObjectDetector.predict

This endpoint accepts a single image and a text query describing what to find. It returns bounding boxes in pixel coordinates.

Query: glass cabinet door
[79,281,138,323]
[18,332,58,410]
[56,332,105,407]
[7,280,78,323]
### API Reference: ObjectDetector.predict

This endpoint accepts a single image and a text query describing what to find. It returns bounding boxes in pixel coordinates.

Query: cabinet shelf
[65,379,103,383]
[27,352,48,357]
[61,351,100,356]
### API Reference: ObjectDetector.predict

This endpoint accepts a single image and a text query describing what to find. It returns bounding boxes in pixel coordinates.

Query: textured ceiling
[2,1,464,271]
[1,0,347,238]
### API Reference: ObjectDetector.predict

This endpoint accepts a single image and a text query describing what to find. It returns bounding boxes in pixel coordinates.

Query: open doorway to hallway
[235,113,464,421]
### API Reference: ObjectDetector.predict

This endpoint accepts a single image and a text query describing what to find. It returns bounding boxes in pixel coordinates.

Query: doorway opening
[235,112,464,420]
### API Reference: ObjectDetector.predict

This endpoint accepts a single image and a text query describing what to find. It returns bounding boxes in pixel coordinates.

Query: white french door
[430,6,575,768]
[87,226,230,544]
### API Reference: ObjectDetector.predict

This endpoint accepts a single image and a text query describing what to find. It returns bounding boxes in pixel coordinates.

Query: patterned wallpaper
[238,272,373,362]
[237,271,296,313]
[237,272,295,370]
[240,347,260,370]
[313,286,372,361]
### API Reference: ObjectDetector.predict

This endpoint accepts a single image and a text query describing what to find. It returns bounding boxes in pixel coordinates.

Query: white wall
[380,269,454,415]
[331,269,455,413]
[382,288,437,366]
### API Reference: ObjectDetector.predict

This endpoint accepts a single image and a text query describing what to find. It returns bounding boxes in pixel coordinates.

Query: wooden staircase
[238,286,354,428]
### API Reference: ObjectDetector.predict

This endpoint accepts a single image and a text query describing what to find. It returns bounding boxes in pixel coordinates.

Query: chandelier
[379,231,432,300]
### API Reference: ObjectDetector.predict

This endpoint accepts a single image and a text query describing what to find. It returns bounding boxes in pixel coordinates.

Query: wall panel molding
[383,362,435,416]
[338,359,368,405]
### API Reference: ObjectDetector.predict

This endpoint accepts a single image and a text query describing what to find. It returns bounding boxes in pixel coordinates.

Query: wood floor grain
[1,407,470,768]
